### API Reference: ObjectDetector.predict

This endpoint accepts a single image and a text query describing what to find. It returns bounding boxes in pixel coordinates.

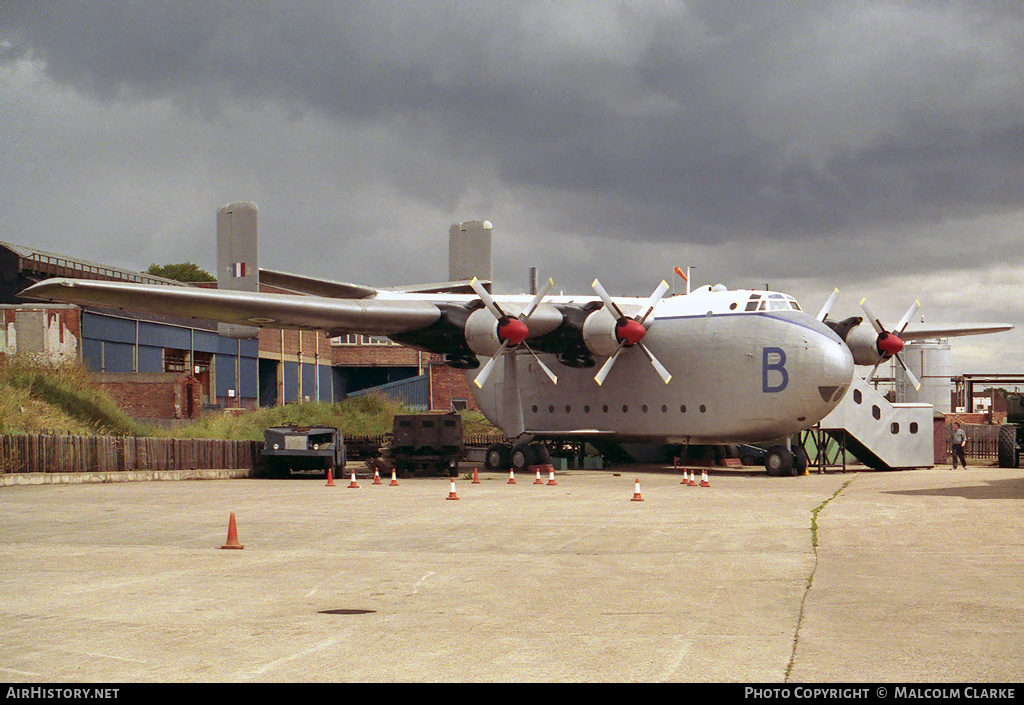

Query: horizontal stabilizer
[258,269,488,298]
[258,268,378,299]
[389,279,492,295]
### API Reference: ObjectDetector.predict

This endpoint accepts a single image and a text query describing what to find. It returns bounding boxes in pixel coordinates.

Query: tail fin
[216,202,260,339]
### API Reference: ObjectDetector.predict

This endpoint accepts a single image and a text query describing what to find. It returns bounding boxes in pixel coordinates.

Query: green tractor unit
[381,413,465,477]
[998,394,1024,468]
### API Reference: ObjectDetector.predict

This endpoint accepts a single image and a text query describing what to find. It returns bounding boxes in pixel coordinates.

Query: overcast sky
[3,1,1023,376]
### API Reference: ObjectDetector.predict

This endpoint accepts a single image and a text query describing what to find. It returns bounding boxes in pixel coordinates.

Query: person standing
[952,420,968,470]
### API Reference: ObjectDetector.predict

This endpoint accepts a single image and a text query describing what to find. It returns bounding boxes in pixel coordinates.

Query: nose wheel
[765,445,808,476]
[765,447,793,476]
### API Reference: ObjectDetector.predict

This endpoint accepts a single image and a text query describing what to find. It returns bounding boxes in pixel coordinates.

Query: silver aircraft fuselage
[466,286,855,444]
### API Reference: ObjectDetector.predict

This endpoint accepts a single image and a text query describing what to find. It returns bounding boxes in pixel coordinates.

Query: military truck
[997,394,1024,468]
[261,425,345,478]
[380,413,464,476]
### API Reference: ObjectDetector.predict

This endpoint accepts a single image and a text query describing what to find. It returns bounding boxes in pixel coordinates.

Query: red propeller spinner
[497,317,529,346]
[860,297,922,390]
[876,331,904,357]
[615,318,647,346]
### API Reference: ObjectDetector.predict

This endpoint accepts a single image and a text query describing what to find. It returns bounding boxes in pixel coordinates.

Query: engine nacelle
[581,308,622,357]
[464,308,504,357]
[844,326,886,366]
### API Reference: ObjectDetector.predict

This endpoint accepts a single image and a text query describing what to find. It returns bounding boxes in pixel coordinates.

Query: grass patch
[160,394,413,441]
[0,356,502,441]
[810,478,853,549]
[0,356,149,436]
[154,393,502,441]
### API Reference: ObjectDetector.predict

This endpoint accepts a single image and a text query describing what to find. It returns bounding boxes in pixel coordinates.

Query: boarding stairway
[814,374,934,470]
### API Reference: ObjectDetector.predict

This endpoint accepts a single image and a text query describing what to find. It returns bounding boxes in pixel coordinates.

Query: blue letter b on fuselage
[762,347,789,393]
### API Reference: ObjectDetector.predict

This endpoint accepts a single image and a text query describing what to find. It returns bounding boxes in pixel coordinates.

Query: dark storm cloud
[8,0,1020,255]
[4,1,1024,293]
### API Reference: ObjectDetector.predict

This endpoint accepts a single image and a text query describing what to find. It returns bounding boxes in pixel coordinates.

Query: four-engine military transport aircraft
[20,251,1011,474]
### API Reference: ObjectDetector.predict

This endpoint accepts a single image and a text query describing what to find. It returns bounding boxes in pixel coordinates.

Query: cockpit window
[748,293,801,312]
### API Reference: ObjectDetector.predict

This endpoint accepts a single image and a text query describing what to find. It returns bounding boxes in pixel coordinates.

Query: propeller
[470,277,558,388]
[860,297,922,390]
[591,279,672,386]
[816,288,841,322]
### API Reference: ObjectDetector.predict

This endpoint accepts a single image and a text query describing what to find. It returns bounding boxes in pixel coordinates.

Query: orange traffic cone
[631,478,644,502]
[700,470,711,488]
[534,467,543,484]
[447,478,460,500]
[472,467,480,484]
[547,467,557,486]
[373,469,382,485]
[221,512,244,549]
[325,467,336,487]
[348,471,360,489]
[688,470,697,487]
[389,469,399,486]
[508,469,516,484]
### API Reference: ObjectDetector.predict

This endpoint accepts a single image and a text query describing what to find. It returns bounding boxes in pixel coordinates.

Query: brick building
[1,230,487,418]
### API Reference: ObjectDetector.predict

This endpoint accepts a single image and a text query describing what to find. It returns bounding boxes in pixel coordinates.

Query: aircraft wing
[20,278,442,336]
[901,323,1014,341]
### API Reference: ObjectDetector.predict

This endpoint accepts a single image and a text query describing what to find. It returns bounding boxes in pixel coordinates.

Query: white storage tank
[895,339,951,411]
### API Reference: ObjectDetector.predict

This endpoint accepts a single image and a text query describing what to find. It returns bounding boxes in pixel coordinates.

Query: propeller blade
[859,298,885,335]
[523,343,558,384]
[470,277,506,320]
[637,280,670,324]
[520,277,554,320]
[591,279,674,385]
[817,288,840,322]
[594,345,624,386]
[638,343,672,384]
[865,361,881,384]
[894,300,921,335]
[592,279,626,320]
[501,351,525,437]
[894,353,921,391]
[473,341,509,388]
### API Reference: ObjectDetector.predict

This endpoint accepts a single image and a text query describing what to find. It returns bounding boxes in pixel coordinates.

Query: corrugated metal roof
[348,375,430,410]
[0,240,186,287]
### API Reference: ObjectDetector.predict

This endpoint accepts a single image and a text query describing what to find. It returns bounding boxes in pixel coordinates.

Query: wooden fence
[0,433,260,475]
[951,424,1004,461]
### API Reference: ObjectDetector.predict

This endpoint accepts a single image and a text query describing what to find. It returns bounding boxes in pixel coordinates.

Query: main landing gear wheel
[765,446,795,477]
[532,443,551,466]
[485,443,510,472]
[486,442,550,472]
[510,442,535,472]
[793,447,809,475]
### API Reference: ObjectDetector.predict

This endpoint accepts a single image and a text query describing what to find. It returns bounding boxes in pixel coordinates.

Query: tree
[146,262,216,283]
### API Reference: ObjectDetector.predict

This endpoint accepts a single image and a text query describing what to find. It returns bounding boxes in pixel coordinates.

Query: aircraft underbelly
[469,312,853,444]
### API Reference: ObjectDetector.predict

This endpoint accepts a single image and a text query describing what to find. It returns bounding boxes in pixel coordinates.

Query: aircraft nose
[815,322,855,405]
